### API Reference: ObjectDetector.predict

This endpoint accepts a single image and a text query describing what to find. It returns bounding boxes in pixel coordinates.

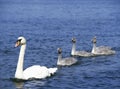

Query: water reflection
[14,82,24,89]
[24,80,46,88]
[11,78,25,89]
[12,78,46,89]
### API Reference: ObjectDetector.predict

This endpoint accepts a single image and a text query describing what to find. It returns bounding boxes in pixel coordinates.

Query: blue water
[0,0,120,89]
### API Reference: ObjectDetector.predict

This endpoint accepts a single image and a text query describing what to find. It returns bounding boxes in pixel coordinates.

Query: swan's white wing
[23,65,57,80]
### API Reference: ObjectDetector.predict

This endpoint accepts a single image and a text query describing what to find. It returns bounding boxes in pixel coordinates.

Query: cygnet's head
[72,38,76,43]
[57,48,62,54]
[15,36,26,47]
[92,36,97,44]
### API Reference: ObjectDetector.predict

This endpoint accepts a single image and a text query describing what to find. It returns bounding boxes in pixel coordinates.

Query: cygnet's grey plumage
[71,38,94,57]
[57,48,77,66]
[91,36,115,55]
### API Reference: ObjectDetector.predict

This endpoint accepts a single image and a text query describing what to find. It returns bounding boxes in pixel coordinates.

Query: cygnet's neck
[92,43,96,53]
[15,44,26,79]
[57,53,62,65]
[71,42,76,55]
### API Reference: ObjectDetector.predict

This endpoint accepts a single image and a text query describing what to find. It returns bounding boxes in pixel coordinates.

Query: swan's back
[75,51,94,57]
[98,46,111,50]
[58,57,77,66]
[23,65,57,80]
[95,46,115,55]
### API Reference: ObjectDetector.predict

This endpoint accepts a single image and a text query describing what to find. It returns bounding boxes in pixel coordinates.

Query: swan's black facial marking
[15,39,22,47]
[72,38,76,43]
[57,48,62,54]
[16,39,22,45]
[17,39,22,43]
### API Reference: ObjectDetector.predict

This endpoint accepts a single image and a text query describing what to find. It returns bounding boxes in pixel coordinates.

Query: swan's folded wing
[23,65,54,80]
[75,51,94,57]
[95,46,115,55]
[61,57,77,66]
[97,46,111,50]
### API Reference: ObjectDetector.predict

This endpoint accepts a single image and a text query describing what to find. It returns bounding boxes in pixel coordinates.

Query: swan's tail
[48,68,57,75]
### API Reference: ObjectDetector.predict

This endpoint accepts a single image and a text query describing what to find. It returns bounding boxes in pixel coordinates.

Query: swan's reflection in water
[25,80,46,88]
[13,79,46,89]
[11,78,25,89]
[14,82,24,89]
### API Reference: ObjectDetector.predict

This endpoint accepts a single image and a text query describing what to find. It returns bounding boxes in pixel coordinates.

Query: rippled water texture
[0,0,120,89]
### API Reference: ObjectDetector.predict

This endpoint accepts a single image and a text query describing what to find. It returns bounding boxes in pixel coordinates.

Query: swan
[91,36,115,55]
[71,38,94,57]
[14,36,57,80]
[57,48,77,66]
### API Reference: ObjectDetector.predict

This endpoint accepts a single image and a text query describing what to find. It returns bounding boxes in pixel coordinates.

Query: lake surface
[0,0,120,89]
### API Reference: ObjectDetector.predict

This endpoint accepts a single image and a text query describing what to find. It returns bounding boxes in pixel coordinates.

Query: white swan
[57,48,77,66]
[71,38,94,57]
[91,36,115,55]
[15,37,57,80]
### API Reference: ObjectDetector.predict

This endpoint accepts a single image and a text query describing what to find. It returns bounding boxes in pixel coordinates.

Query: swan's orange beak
[15,41,20,47]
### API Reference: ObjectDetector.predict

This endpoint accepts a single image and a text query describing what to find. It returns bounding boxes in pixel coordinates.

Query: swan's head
[92,36,97,44]
[57,48,62,54]
[72,38,76,43]
[15,37,26,47]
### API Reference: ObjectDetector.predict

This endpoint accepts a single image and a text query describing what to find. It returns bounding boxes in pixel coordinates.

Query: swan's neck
[71,43,76,55]
[15,44,26,79]
[92,43,96,53]
[57,53,62,65]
